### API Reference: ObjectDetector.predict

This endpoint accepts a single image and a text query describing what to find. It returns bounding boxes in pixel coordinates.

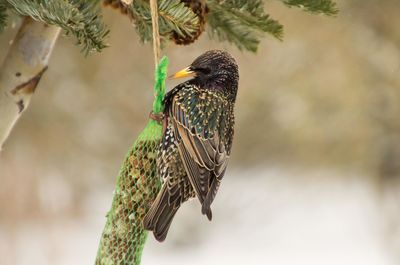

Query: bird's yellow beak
[169,67,196,79]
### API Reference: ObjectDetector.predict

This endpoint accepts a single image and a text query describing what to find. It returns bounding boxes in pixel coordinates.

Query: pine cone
[171,0,209,45]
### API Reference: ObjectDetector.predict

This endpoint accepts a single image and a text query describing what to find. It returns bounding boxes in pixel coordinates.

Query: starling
[143,50,239,242]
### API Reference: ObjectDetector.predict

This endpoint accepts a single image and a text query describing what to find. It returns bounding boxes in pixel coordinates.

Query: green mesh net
[95,56,169,265]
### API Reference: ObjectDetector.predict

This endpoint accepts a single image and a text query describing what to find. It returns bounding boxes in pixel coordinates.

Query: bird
[143,50,239,242]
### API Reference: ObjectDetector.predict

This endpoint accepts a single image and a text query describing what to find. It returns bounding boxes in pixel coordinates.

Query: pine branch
[5,0,109,54]
[207,0,283,52]
[129,0,199,43]
[129,1,153,43]
[159,0,199,38]
[279,0,338,16]
[0,1,7,32]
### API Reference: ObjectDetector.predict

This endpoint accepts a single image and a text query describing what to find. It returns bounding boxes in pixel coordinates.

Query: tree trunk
[0,17,61,150]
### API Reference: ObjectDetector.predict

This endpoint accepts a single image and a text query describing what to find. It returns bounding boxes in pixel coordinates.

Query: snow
[0,167,396,265]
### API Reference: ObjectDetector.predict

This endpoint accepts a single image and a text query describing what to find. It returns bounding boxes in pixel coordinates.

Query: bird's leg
[162,115,168,134]
[149,111,168,134]
[149,111,164,123]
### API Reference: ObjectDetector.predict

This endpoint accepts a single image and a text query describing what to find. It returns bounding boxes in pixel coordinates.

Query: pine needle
[279,0,339,16]
[5,0,109,54]
[207,0,283,52]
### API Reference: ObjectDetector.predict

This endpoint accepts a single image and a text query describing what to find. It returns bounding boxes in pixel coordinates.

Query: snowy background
[0,167,398,265]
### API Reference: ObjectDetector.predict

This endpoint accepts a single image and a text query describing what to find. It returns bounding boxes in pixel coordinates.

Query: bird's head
[170,50,239,96]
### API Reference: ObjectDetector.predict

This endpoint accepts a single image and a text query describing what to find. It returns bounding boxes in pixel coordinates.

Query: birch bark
[0,17,61,150]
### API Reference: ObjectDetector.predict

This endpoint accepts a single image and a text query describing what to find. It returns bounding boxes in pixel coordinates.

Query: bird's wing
[170,88,230,216]
[144,122,195,241]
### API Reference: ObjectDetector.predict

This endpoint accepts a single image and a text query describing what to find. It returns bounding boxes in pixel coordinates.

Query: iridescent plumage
[144,50,239,241]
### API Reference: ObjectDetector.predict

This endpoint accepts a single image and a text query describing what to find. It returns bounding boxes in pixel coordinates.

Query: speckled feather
[143,50,238,242]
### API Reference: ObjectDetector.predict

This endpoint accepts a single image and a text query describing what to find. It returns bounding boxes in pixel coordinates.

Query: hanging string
[150,0,161,68]
[149,0,168,121]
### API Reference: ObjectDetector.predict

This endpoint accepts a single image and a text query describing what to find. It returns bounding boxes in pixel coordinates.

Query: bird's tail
[143,184,179,242]
[201,178,220,221]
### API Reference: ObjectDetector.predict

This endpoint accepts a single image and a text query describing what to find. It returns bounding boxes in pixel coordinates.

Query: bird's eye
[193,67,211,75]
